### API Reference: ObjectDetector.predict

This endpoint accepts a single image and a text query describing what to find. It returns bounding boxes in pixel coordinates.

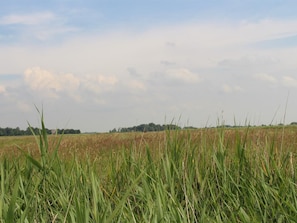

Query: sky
[1,0,297,132]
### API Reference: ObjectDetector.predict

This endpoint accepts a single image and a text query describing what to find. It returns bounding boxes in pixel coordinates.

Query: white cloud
[215,19,297,48]
[165,68,200,83]
[222,84,243,93]
[83,74,118,94]
[1,18,297,75]
[23,67,119,101]
[127,80,146,91]
[254,73,277,83]
[0,85,6,94]
[218,56,280,69]
[25,67,61,91]
[282,76,297,87]
[0,12,80,42]
[0,12,55,25]
[24,67,80,99]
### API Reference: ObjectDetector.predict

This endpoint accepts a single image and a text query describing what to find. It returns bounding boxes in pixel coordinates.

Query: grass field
[0,118,297,222]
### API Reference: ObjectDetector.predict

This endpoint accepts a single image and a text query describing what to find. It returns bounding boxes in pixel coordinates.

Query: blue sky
[1,0,297,132]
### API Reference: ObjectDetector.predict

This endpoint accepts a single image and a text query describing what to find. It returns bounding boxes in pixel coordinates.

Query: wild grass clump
[0,115,297,222]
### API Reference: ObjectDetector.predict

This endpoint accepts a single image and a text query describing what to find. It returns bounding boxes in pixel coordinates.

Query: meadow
[0,117,297,222]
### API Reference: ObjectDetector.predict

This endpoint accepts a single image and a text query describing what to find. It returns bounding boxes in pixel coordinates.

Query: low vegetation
[0,115,297,222]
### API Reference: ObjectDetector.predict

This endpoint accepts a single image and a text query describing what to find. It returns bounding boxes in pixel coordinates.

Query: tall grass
[0,116,296,222]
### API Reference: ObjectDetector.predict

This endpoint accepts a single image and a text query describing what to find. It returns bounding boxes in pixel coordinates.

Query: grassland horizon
[0,114,297,222]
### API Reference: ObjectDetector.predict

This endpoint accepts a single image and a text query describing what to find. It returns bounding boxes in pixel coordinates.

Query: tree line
[109,121,297,133]
[0,127,81,136]
[109,122,197,133]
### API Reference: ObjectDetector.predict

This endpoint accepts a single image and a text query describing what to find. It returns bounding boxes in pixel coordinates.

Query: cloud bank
[1,17,297,131]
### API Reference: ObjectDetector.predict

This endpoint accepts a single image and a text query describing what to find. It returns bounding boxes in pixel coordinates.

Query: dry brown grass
[1,125,297,163]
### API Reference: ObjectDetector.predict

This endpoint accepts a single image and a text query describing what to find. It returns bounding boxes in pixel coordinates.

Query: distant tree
[111,123,183,133]
[163,124,180,130]
[14,127,21,136]
[183,126,197,130]
[0,126,80,136]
